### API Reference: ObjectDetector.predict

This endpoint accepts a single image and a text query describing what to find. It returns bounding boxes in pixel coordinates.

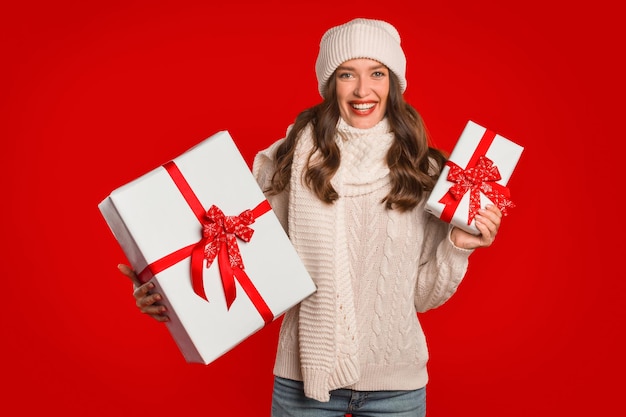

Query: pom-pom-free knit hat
[315,18,407,98]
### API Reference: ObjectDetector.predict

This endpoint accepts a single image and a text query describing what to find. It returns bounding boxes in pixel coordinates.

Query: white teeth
[352,103,375,110]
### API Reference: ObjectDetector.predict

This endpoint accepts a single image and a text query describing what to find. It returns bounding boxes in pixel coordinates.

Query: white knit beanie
[315,18,407,98]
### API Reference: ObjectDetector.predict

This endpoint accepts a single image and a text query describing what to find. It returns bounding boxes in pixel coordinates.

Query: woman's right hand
[118,264,170,322]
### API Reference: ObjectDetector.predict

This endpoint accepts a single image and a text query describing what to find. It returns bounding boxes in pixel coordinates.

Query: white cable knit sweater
[252,118,473,402]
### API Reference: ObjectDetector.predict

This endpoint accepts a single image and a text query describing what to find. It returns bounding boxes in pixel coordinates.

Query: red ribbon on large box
[438,129,516,225]
[138,160,274,324]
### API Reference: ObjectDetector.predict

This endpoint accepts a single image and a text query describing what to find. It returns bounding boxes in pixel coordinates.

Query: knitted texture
[315,18,407,97]
[252,118,473,402]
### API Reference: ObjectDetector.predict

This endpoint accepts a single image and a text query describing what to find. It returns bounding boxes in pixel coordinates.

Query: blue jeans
[271,376,426,417]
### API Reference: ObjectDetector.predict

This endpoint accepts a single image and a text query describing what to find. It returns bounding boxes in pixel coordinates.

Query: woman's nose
[354,78,369,97]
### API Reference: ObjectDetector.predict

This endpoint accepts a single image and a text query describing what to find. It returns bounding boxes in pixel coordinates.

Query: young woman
[122,18,502,417]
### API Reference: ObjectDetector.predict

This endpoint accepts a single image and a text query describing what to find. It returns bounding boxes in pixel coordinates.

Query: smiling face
[334,58,390,129]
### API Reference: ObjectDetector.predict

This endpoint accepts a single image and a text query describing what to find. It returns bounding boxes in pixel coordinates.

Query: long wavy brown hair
[266,71,447,212]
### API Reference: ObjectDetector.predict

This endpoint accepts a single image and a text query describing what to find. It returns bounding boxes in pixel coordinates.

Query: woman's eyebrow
[336,64,386,72]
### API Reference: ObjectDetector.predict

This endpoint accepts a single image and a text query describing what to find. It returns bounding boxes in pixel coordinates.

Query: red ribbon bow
[439,155,515,224]
[192,205,257,309]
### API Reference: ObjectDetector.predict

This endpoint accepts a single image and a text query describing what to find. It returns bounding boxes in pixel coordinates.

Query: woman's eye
[338,72,353,79]
[373,71,386,78]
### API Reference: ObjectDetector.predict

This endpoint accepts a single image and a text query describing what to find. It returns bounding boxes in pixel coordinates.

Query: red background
[2,0,624,415]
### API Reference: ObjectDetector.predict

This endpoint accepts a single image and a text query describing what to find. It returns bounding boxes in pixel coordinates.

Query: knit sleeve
[252,138,289,234]
[414,212,474,313]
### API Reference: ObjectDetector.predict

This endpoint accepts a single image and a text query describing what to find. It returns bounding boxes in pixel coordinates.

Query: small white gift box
[425,120,524,235]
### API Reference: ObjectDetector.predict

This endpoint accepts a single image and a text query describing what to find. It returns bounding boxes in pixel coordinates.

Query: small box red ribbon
[138,160,274,324]
[438,129,516,225]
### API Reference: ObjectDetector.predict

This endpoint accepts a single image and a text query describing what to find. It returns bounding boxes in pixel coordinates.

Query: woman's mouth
[350,102,376,115]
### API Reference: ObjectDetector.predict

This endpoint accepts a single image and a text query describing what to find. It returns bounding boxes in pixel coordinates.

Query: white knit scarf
[289,117,394,401]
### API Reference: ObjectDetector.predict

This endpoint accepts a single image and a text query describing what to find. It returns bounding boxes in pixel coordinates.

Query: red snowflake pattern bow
[439,155,515,224]
[191,205,256,309]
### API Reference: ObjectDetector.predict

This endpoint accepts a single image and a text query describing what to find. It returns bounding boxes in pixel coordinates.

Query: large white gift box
[99,131,316,364]
[425,120,524,235]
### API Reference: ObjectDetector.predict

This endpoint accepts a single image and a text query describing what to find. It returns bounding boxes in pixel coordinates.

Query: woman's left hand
[450,204,502,250]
